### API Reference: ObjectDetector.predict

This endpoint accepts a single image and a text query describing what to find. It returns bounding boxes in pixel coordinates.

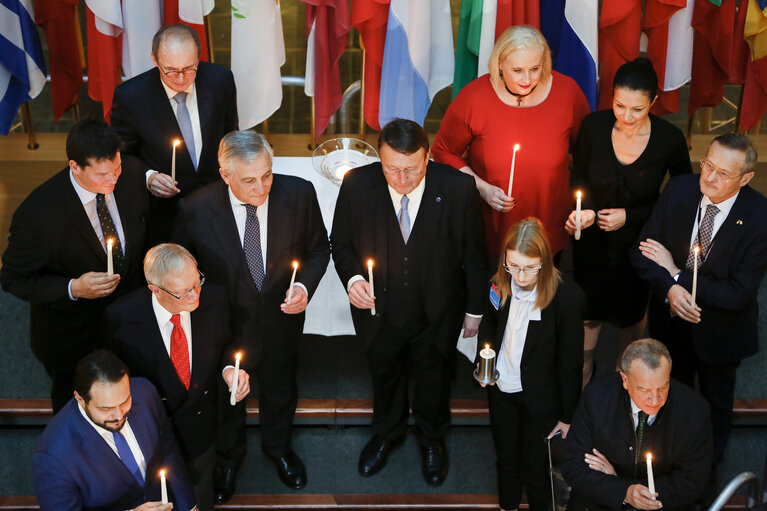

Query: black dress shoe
[268,451,307,490]
[420,440,448,487]
[213,465,237,504]
[358,435,404,477]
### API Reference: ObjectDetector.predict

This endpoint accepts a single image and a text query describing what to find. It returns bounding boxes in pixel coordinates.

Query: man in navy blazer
[631,133,767,466]
[0,120,149,413]
[105,244,250,510]
[111,24,238,242]
[32,350,197,511]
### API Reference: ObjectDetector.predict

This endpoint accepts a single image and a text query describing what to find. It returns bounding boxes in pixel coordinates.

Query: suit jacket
[0,157,149,369]
[105,283,230,460]
[562,373,712,511]
[32,378,196,511]
[477,278,585,423]
[330,161,488,355]
[111,62,239,241]
[630,174,767,364]
[171,176,330,366]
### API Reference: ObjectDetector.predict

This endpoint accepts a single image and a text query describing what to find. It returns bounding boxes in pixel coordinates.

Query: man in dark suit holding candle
[172,130,329,501]
[0,119,149,413]
[630,133,767,467]
[562,339,712,511]
[330,118,487,486]
[111,23,238,243]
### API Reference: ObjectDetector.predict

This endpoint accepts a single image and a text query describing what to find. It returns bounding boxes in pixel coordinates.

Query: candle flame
[484,343,490,350]
[292,261,299,269]
[513,144,520,151]
[694,245,700,254]
[173,139,181,148]
[646,453,652,462]
[367,259,373,269]
[160,469,166,477]
[107,238,114,248]
[576,190,582,199]
[235,352,241,361]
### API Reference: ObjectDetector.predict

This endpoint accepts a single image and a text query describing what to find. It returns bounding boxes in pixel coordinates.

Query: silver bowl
[311,138,379,185]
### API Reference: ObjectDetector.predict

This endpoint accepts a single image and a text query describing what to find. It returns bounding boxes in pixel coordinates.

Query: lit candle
[691,246,700,306]
[507,144,520,198]
[106,238,114,276]
[367,259,375,316]
[646,453,655,498]
[230,352,241,406]
[477,344,497,382]
[575,191,583,241]
[171,139,181,182]
[287,261,299,303]
[160,469,168,504]
[335,165,352,179]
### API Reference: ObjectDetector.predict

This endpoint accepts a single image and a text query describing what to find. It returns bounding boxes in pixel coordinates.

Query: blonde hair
[492,218,561,310]
[488,25,552,87]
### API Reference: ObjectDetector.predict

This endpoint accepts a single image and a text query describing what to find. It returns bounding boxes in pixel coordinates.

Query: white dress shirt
[78,403,146,480]
[151,294,193,372]
[629,398,658,428]
[496,279,541,393]
[67,172,126,300]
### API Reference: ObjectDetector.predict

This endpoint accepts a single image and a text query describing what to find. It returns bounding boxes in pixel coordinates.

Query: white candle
[646,453,655,498]
[160,469,168,504]
[479,344,496,381]
[575,191,583,241]
[106,238,114,276]
[230,352,241,406]
[287,261,298,303]
[507,144,520,198]
[367,259,375,316]
[691,246,700,306]
[171,139,180,182]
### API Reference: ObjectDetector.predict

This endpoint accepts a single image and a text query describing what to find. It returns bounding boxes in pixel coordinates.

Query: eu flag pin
[436,197,442,203]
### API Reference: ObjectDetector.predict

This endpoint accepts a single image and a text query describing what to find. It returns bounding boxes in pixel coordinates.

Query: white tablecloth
[271,157,355,336]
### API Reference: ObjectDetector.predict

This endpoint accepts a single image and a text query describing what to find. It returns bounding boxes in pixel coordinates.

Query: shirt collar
[629,398,658,425]
[159,76,196,101]
[510,279,541,320]
[387,171,427,204]
[150,293,189,326]
[69,170,98,205]
[701,190,738,217]
[228,187,269,212]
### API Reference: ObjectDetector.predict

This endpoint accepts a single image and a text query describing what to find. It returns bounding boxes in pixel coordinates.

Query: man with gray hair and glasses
[105,243,249,511]
[631,133,767,467]
[562,339,712,511]
[172,130,330,500]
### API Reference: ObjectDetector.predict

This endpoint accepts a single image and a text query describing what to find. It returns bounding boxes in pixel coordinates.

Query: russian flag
[378,0,454,128]
[541,0,598,111]
[0,0,46,135]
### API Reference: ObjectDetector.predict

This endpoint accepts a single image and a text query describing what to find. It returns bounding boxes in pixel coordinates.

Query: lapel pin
[736,219,743,225]
[436,197,441,203]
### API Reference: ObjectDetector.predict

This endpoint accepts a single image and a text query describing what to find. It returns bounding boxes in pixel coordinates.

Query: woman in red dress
[433,25,590,258]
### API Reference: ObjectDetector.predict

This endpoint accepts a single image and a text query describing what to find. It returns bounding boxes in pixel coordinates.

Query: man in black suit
[0,120,148,412]
[172,130,330,500]
[111,23,238,242]
[631,133,767,465]
[105,243,250,511]
[562,339,712,511]
[330,119,487,486]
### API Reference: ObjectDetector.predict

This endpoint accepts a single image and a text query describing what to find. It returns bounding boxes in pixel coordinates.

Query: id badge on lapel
[489,284,501,310]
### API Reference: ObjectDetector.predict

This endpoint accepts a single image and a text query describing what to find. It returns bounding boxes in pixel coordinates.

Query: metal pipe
[707,472,759,511]
[339,80,361,134]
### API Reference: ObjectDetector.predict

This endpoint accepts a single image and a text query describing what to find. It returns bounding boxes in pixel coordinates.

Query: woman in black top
[565,58,691,386]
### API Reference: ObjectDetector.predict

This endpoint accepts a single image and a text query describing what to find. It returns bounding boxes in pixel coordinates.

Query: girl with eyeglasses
[477,218,585,511]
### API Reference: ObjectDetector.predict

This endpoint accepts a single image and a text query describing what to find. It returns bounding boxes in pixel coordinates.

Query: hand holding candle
[646,453,655,498]
[575,191,583,241]
[691,246,700,306]
[160,469,168,504]
[507,144,520,198]
[367,259,376,316]
[171,139,181,183]
[287,261,299,303]
[106,238,114,276]
[230,352,241,406]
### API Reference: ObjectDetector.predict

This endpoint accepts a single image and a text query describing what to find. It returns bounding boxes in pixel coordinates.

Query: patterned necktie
[635,410,649,468]
[243,204,265,290]
[96,193,125,273]
[173,91,198,170]
[113,430,144,486]
[685,204,720,270]
[398,194,411,243]
[170,314,190,389]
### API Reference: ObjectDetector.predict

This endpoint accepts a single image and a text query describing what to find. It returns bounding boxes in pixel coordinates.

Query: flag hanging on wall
[741,0,767,131]
[453,0,498,99]
[597,0,641,110]
[352,0,390,131]
[164,0,213,62]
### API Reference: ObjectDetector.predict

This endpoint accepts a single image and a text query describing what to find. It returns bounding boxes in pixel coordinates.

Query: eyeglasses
[503,263,542,275]
[157,63,198,78]
[156,270,205,300]
[382,167,424,176]
[699,160,740,182]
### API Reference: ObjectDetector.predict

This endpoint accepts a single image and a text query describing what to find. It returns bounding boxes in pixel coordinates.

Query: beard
[85,406,128,433]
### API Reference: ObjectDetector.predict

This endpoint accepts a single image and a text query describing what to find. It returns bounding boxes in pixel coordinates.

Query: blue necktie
[173,91,198,170]
[399,194,411,243]
[244,204,265,290]
[113,430,144,487]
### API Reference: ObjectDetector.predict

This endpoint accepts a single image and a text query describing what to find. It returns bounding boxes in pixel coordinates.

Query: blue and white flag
[542,0,598,111]
[0,0,46,136]
[378,0,454,128]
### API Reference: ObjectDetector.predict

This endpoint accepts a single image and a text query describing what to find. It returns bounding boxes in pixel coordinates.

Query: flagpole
[735,84,745,134]
[359,36,366,138]
[205,15,215,63]
[310,97,317,149]
[19,103,39,150]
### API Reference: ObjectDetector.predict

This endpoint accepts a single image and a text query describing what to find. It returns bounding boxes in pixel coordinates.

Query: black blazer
[0,156,149,367]
[562,373,712,511]
[105,284,230,459]
[477,278,585,423]
[630,174,767,364]
[330,161,488,355]
[171,176,330,366]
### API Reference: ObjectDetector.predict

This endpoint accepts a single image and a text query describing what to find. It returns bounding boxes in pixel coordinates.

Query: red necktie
[170,314,190,389]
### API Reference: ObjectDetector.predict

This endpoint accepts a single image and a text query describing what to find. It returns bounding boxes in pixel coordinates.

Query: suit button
[629,446,633,451]
[404,257,408,261]
[404,282,408,287]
